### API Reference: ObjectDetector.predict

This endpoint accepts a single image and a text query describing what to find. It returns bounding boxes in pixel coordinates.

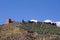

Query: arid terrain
[0,19,60,40]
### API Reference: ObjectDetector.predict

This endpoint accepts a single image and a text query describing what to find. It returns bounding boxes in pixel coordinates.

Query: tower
[6,18,12,24]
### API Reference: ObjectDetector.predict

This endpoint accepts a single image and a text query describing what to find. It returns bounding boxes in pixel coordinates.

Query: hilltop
[0,18,60,40]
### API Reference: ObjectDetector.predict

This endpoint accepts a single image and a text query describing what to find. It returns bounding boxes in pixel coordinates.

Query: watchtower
[6,18,12,24]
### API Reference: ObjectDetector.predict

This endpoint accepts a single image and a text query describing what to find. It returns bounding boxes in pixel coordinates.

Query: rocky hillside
[0,22,60,40]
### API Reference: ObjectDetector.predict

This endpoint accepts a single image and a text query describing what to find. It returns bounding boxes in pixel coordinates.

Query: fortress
[6,18,56,26]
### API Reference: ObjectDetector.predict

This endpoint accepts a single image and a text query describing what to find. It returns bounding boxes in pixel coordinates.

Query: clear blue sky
[0,0,60,24]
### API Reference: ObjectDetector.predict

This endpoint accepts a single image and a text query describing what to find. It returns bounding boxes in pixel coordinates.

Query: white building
[30,19,38,22]
[55,22,60,27]
[44,20,53,23]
